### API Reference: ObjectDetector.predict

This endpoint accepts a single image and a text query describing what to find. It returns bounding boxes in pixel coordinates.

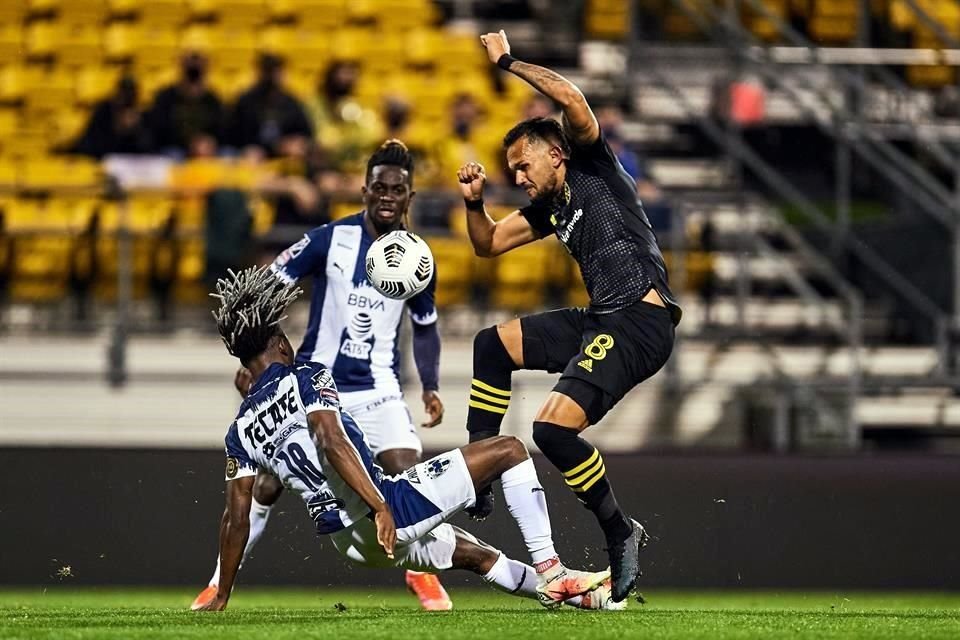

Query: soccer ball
[365,230,434,300]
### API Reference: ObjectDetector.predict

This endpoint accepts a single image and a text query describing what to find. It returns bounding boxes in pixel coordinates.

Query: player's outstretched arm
[458,161,539,257]
[197,475,254,611]
[480,30,599,147]
[309,411,396,558]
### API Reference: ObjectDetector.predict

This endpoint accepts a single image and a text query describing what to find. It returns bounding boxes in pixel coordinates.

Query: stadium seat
[281,0,347,28]
[104,22,142,61]
[19,156,103,191]
[202,0,270,26]
[584,0,632,39]
[0,0,27,23]
[491,242,549,311]
[23,68,74,116]
[24,21,61,60]
[75,66,121,106]
[0,24,23,65]
[58,24,105,67]
[426,236,474,307]
[138,0,192,26]
[132,27,180,68]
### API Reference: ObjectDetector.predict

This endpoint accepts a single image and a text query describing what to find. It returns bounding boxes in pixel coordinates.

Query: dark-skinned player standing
[457,31,682,603]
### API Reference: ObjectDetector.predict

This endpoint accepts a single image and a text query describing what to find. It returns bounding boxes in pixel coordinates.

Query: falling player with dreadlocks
[457,31,682,603]
[192,140,453,610]
[194,265,623,612]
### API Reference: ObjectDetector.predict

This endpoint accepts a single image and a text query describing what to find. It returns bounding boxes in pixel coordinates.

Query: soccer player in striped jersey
[193,140,451,610]
[195,267,621,612]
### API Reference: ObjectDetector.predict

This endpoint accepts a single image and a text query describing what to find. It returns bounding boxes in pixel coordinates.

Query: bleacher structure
[3,0,960,448]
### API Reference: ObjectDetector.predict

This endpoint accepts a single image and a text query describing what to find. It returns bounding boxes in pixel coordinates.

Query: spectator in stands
[523,94,557,120]
[146,52,225,158]
[72,75,151,159]
[433,92,501,187]
[257,131,323,230]
[307,61,380,174]
[596,104,673,233]
[227,54,313,156]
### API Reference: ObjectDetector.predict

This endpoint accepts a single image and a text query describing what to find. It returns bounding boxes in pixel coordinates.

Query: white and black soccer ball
[365,230,434,300]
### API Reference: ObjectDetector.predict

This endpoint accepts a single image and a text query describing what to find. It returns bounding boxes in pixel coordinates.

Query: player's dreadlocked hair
[503,117,571,157]
[210,266,302,365]
[366,138,415,186]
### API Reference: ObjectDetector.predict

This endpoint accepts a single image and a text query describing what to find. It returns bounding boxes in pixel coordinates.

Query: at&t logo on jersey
[340,312,374,360]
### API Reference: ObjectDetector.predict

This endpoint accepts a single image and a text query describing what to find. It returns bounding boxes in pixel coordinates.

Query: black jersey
[519,131,681,323]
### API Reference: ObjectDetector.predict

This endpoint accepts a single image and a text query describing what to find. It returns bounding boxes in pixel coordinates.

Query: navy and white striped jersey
[223,361,383,534]
[270,213,437,394]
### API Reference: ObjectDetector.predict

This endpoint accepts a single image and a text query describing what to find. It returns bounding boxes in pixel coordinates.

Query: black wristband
[464,198,485,212]
[497,53,517,70]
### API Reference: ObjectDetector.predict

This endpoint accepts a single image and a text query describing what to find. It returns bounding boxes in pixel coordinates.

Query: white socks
[482,553,583,606]
[209,497,274,587]
[500,458,557,565]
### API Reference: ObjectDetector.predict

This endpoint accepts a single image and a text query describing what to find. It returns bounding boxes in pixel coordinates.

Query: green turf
[2,588,959,640]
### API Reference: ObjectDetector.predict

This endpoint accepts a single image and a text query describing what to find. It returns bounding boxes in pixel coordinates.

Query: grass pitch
[1,588,959,640]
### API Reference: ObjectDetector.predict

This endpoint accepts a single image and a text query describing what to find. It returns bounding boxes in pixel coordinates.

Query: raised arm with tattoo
[479,30,599,146]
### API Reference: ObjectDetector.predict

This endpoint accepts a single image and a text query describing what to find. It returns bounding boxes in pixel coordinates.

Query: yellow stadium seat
[107,0,138,17]
[0,157,16,187]
[47,106,90,148]
[0,0,28,23]
[491,242,549,310]
[132,27,180,68]
[27,0,59,17]
[176,236,205,281]
[135,64,179,102]
[138,0,191,26]
[281,0,346,28]
[206,0,270,25]
[0,107,18,136]
[208,67,256,101]
[0,24,22,64]
[250,197,275,236]
[75,66,121,106]
[104,22,142,61]
[203,27,259,72]
[25,20,61,59]
[58,24,105,66]
[0,64,28,102]
[427,236,474,307]
[3,199,41,230]
[331,201,362,220]
[404,29,444,67]
[58,0,109,24]
[23,68,74,115]
[20,156,103,191]
[45,197,100,231]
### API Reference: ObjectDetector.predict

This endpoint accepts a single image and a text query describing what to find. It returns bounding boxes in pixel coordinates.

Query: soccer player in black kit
[457,30,682,602]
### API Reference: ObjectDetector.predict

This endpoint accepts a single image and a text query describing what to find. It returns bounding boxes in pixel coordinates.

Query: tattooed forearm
[507,61,579,105]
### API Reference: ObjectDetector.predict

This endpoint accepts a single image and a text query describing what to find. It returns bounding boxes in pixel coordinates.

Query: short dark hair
[211,266,302,365]
[502,117,571,156]
[366,139,415,186]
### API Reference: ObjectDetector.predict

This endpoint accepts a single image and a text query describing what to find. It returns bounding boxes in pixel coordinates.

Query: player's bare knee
[497,435,529,467]
[253,473,283,505]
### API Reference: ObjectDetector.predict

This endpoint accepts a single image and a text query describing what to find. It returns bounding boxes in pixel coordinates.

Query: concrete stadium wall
[3,448,959,589]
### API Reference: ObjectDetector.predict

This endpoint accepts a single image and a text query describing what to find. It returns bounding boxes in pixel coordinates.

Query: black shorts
[520,299,675,424]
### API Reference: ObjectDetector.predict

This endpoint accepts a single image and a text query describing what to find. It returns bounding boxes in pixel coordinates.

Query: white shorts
[330,449,477,572]
[340,388,422,458]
